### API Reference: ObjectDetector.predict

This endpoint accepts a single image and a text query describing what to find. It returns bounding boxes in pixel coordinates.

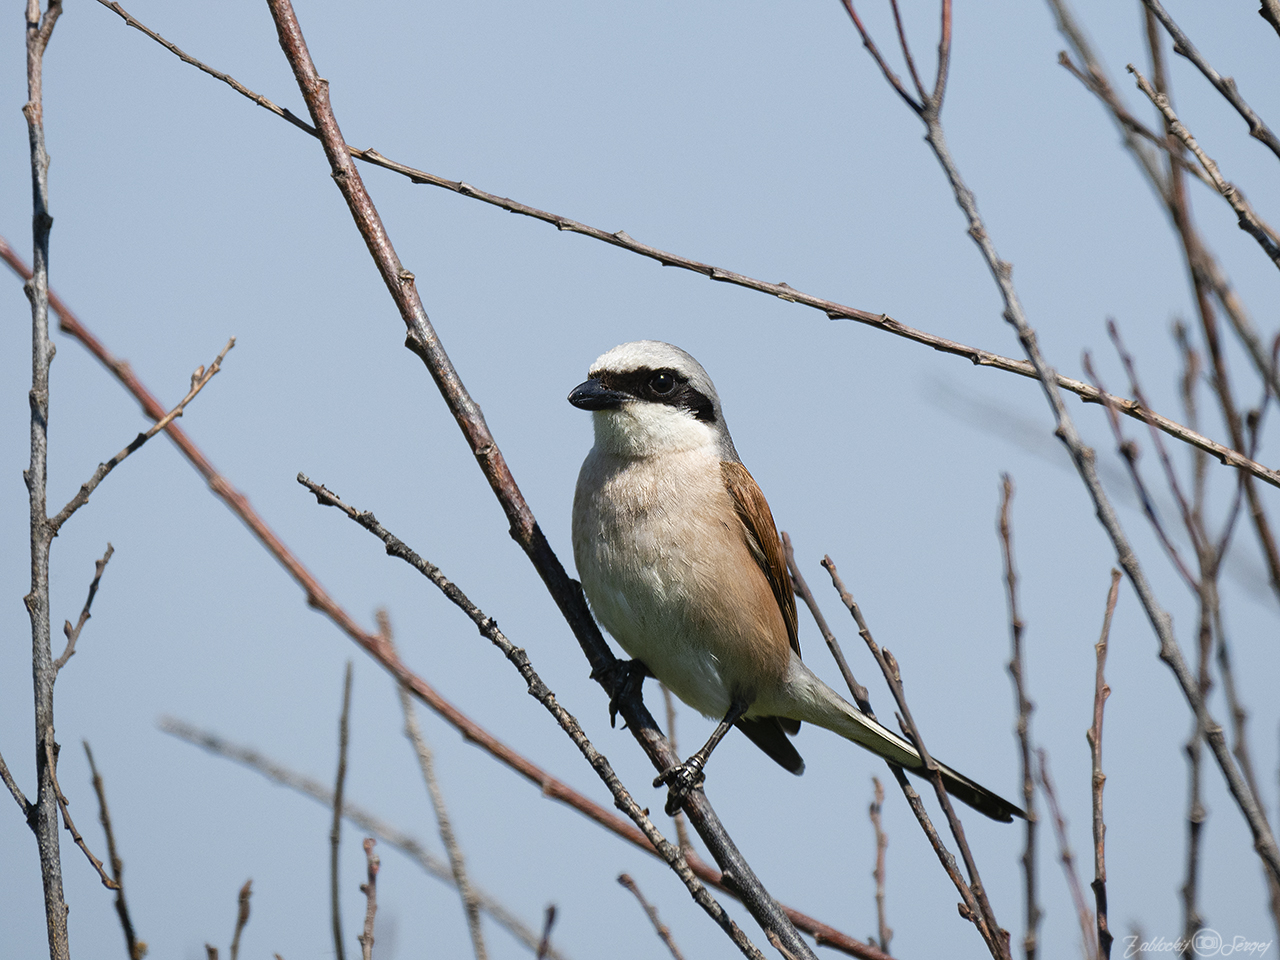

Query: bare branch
[48,338,234,535]
[46,739,118,890]
[0,748,33,820]
[296,476,769,960]
[388,611,486,960]
[159,717,571,960]
[536,906,557,960]
[845,0,1280,884]
[1037,750,1096,960]
[84,742,147,959]
[999,477,1040,960]
[230,880,251,960]
[782,532,872,714]
[332,663,353,960]
[660,684,693,855]
[55,544,114,673]
[71,2,1280,487]
[357,839,379,960]
[868,778,891,954]
[822,557,1008,960]
[1138,0,1280,163]
[836,0,923,113]
[1127,65,1280,268]
[619,874,687,960]
[1088,572,1120,960]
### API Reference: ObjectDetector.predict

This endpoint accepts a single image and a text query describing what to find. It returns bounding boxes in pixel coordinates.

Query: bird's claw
[605,658,649,728]
[654,757,706,815]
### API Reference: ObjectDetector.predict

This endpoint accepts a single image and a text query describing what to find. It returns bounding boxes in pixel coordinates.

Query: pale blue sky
[3,2,1278,958]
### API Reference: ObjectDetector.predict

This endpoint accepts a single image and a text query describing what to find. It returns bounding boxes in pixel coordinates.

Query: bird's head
[568,340,738,460]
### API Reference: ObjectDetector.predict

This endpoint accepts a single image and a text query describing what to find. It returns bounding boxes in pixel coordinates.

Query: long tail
[782,658,1025,823]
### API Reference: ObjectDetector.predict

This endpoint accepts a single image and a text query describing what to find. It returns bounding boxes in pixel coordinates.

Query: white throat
[591,402,722,460]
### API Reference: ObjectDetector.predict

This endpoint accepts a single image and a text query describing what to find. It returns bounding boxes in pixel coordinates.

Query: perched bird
[569,340,1023,822]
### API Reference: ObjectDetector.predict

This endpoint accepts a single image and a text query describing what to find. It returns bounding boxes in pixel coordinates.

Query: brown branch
[1127,65,1280,268]
[332,663,353,960]
[357,839,379,960]
[296,476,768,960]
[999,477,1040,960]
[536,905,557,960]
[843,0,1280,885]
[782,532,872,714]
[47,338,234,535]
[46,739,118,890]
[618,874,687,960]
[230,879,252,960]
[388,613,486,960]
[868,778,891,954]
[0,748,32,820]
[1088,572,1120,960]
[1050,1,1280,406]
[1037,751,1096,960]
[1138,0,1280,164]
[159,717,571,960]
[74,1,1280,488]
[822,556,1008,960]
[84,742,147,959]
[55,544,114,673]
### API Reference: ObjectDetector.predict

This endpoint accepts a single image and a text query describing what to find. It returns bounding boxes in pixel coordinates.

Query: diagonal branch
[296,475,768,960]
[55,544,114,673]
[48,338,234,535]
[1138,0,1280,164]
[76,2,1280,489]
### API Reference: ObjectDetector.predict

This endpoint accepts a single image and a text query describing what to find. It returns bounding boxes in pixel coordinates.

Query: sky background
[2,1,1279,958]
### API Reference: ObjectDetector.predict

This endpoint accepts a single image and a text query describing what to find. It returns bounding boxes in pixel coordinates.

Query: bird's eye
[648,371,676,396]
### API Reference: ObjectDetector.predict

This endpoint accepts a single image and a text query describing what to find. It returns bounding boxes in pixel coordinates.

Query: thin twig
[84,742,146,959]
[1138,0,1280,164]
[297,476,769,960]
[536,906,557,960]
[822,556,1007,960]
[47,338,235,535]
[357,839,379,960]
[660,684,693,855]
[74,1,1280,488]
[46,739,118,890]
[999,477,1040,960]
[1037,750,1097,960]
[230,879,251,960]
[158,717,571,960]
[332,663,353,960]
[619,874,687,960]
[55,544,114,673]
[842,0,1280,884]
[867,778,891,954]
[1127,65,1280,268]
[1088,572,1120,960]
[782,532,872,714]
[0,748,32,820]
[388,612,486,960]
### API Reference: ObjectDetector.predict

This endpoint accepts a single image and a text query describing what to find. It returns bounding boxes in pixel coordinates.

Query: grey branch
[332,663,353,960]
[55,544,114,673]
[158,716,572,960]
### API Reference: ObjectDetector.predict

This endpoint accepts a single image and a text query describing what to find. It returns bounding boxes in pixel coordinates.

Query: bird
[568,340,1024,822]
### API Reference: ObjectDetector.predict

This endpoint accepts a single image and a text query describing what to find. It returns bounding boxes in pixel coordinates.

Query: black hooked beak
[568,377,629,411]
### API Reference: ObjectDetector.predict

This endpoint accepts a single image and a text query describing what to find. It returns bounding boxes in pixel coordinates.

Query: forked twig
[55,545,114,673]
[84,742,146,959]
[619,873,687,960]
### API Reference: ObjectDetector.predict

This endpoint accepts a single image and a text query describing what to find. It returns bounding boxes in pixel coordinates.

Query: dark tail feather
[736,716,805,775]
[906,759,1026,823]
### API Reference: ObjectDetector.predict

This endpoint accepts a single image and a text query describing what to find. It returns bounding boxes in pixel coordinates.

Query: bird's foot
[599,658,650,728]
[654,756,706,815]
